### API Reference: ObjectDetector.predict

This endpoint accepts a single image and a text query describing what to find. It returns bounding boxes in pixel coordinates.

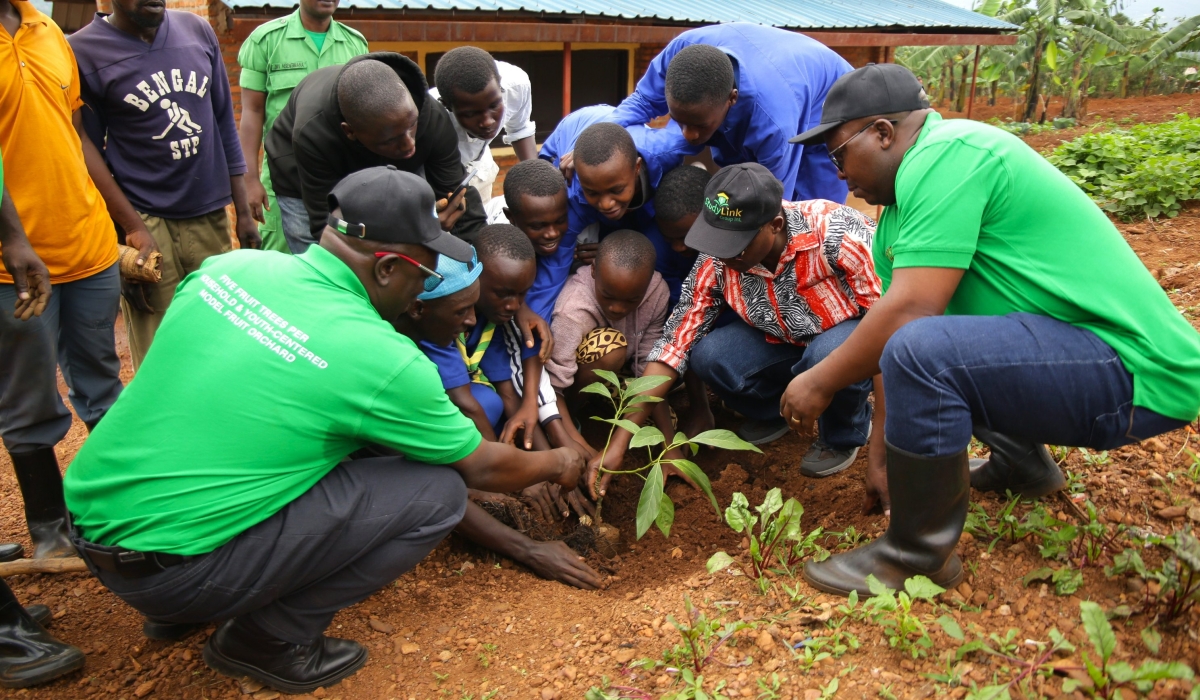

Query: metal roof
[226,0,1016,31]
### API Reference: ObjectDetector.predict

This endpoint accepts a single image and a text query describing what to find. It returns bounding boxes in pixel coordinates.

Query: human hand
[125,225,160,269]
[584,445,625,500]
[551,447,584,491]
[436,188,467,231]
[1,241,50,321]
[235,212,262,250]
[779,370,835,437]
[521,540,600,589]
[121,278,155,314]
[558,151,575,183]
[521,482,563,522]
[500,401,540,450]
[861,441,890,516]
[573,242,598,265]
[246,178,269,224]
[514,304,554,361]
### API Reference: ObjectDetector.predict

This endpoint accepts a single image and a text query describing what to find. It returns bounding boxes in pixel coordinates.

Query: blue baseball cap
[418,248,482,300]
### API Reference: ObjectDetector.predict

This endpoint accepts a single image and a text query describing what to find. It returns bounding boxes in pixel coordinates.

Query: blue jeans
[881,313,1188,457]
[277,195,318,255]
[690,318,872,449]
[0,264,122,452]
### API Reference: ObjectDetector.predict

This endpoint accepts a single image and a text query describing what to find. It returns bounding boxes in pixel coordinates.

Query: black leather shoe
[0,544,23,563]
[970,426,1065,500]
[143,618,200,641]
[203,618,366,694]
[8,448,74,559]
[24,606,50,627]
[804,443,969,597]
[0,580,84,688]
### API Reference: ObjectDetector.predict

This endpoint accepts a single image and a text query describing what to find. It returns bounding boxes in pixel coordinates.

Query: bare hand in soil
[585,447,623,499]
[862,441,890,516]
[552,447,585,490]
[564,485,595,518]
[522,540,600,589]
[522,482,563,522]
[779,370,834,436]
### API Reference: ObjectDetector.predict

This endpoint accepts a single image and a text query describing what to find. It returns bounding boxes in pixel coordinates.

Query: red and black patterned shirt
[648,199,881,372]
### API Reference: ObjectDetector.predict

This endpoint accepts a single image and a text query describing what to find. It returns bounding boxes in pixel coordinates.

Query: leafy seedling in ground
[583,371,759,539]
[862,574,946,659]
[706,488,827,595]
[635,596,749,678]
[1064,601,1194,698]
[1108,529,1200,625]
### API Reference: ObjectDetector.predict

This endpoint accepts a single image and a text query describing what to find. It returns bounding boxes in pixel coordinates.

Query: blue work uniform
[608,23,852,204]
[420,323,515,434]
[535,105,694,316]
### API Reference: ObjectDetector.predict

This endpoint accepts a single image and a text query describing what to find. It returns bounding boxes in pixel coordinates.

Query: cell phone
[449,163,481,201]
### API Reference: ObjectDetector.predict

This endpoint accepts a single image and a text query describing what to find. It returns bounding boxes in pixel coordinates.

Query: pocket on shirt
[266,69,309,92]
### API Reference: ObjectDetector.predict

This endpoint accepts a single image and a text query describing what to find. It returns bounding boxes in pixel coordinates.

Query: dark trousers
[881,313,1188,457]
[77,457,466,644]
[0,264,122,453]
[689,318,872,449]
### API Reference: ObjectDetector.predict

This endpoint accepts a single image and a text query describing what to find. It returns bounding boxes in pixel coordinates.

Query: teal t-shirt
[875,112,1200,422]
[65,247,481,554]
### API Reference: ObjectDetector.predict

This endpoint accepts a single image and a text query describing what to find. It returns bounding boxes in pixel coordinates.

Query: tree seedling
[862,575,945,659]
[584,371,759,539]
[1063,601,1194,698]
[636,596,749,677]
[1108,530,1200,624]
[706,489,825,594]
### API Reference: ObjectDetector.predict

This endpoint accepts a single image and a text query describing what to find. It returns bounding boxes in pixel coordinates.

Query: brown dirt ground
[3,94,1200,700]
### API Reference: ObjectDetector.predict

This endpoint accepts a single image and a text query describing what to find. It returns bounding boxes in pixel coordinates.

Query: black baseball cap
[684,163,784,259]
[790,63,930,146]
[326,166,474,262]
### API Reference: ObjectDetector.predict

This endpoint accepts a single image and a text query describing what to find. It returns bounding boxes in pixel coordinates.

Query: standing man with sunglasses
[581,163,885,497]
[65,167,583,694]
[784,64,1200,597]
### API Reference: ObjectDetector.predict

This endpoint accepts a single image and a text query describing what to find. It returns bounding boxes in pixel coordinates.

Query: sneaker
[736,418,790,446]
[800,441,860,478]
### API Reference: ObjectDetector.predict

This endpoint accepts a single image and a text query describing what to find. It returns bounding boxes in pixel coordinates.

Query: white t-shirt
[429,59,537,170]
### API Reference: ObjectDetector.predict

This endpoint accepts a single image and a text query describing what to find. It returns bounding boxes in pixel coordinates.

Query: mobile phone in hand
[449,163,482,202]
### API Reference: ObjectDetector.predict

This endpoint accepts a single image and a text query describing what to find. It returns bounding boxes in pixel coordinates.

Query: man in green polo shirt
[64,167,583,695]
[237,0,368,253]
[781,64,1200,597]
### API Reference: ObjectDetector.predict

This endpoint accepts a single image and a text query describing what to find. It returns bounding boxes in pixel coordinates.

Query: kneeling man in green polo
[64,167,583,694]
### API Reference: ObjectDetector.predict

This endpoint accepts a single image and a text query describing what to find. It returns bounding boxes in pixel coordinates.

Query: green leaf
[622,374,673,396]
[955,639,988,660]
[635,465,664,540]
[1131,659,1194,682]
[1080,601,1117,665]
[1045,39,1059,70]
[904,575,946,602]
[757,487,784,518]
[593,369,621,388]
[656,493,674,538]
[1023,567,1055,586]
[777,498,805,541]
[706,551,736,574]
[866,574,892,598]
[1141,626,1162,655]
[937,615,964,640]
[579,382,611,398]
[624,394,663,406]
[597,417,641,435]
[669,459,720,515]
[1052,568,1083,596]
[688,429,762,453]
[966,684,1012,700]
[629,425,665,449]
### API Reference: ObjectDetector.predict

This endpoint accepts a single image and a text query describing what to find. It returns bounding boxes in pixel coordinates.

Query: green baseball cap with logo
[684,163,784,259]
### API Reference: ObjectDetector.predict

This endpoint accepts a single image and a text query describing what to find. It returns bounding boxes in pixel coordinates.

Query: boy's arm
[447,385,499,442]
[498,355,544,449]
[455,500,600,589]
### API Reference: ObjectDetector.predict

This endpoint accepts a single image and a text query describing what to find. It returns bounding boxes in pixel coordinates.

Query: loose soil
[4,94,1200,700]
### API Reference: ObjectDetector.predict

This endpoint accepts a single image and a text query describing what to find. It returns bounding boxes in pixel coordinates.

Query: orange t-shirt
[0,1,116,284]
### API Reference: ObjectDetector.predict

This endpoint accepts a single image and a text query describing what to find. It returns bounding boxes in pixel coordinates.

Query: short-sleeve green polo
[64,246,481,555]
[874,112,1200,422]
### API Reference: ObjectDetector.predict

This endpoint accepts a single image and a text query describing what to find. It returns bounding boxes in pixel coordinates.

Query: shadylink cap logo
[705,192,743,223]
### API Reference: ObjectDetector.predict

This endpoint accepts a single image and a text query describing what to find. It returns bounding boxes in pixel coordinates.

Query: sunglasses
[374,252,444,292]
[827,119,898,172]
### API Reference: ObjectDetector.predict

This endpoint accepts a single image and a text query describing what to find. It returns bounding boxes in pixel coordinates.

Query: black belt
[80,544,203,579]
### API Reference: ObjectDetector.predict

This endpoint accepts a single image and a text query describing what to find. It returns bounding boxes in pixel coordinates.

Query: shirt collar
[285,10,344,42]
[296,244,372,304]
[13,1,48,27]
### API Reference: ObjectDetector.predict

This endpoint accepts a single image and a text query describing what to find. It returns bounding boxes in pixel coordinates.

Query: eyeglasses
[827,119,898,172]
[375,252,444,292]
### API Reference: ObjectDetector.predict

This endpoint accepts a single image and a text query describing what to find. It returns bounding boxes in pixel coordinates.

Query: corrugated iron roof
[225,0,1016,31]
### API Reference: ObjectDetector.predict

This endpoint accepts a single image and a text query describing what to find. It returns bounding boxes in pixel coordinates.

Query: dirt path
[3,100,1200,700]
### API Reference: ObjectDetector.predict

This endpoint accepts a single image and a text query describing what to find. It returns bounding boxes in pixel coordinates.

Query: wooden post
[0,558,89,577]
[966,45,982,119]
[562,42,572,117]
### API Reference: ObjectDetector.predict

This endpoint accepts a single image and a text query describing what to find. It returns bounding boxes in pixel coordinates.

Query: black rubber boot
[8,448,75,559]
[970,426,1065,500]
[803,443,969,597]
[143,618,200,641]
[0,544,23,562]
[0,580,84,688]
[203,618,366,694]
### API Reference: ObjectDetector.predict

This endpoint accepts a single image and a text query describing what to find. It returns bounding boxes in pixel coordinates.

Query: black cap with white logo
[790,63,930,146]
[684,163,784,260]
[326,165,474,262]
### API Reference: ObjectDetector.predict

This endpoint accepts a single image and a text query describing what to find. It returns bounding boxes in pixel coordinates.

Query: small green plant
[942,617,1076,698]
[1023,565,1084,595]
[1035,501,1125,567]
[862,575,945,659]
[755,673,783,700]
[584,371,759,539]
[662,668,729,700]
[792,636,831,671]
[1064,601,1194,698]
[706,488,825,594]
[818,677,839,700]
[1109,530,1200,624]
[1077,448,1111,466]
[636,596,749,676]
[477,642,497,668]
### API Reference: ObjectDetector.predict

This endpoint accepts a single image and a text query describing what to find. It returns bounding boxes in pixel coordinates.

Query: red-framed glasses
[375,252,444,292]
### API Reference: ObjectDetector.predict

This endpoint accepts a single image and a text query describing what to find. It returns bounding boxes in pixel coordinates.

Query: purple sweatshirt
[69,11,246,218]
